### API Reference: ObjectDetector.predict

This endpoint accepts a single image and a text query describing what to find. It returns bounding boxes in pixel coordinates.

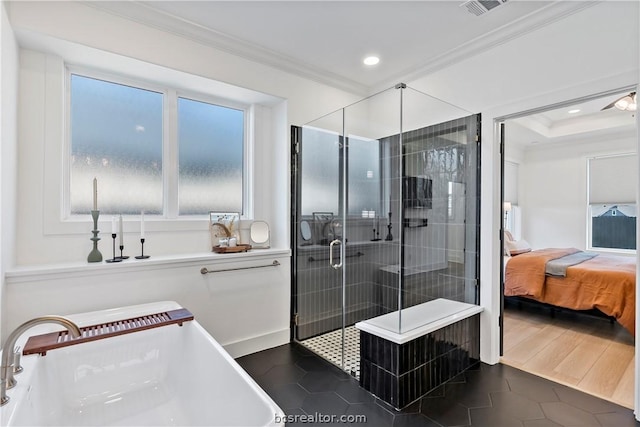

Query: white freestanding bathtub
[0,301,284,426]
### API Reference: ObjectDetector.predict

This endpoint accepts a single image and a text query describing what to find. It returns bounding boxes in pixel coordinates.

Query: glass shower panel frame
[342,87,404,348]
[293,108,346,369]
[397,87,480,335]
[292,84,480,376]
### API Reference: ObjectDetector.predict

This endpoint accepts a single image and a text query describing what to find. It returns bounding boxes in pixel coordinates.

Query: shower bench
[355,298,483,410]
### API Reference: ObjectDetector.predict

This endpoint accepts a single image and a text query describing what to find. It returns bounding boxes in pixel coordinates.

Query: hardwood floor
[501,305,635,409]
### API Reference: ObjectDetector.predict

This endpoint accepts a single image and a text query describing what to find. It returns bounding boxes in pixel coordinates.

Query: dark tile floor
[236,342,638,427]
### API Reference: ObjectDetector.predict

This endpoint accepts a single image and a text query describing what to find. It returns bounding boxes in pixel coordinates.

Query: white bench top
[355,298,483,344]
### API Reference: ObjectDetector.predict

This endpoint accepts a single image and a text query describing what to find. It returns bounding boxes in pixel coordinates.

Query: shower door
[291,115,348,370]
[291,123,395,376]
[291,87,404,376]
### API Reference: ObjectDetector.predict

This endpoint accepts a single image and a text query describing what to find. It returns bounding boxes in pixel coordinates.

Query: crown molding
[516,111,634,140]
[85,1,370,96]
[372,0,602,92]
[86,1,600,97]
[523,125,636,151]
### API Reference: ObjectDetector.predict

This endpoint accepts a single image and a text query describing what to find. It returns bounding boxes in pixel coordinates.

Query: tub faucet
[1,316,81,406]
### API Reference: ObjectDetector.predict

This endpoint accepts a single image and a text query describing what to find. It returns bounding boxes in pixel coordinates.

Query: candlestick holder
[370,227,381,242]
[385,211,393,241]
[135,238,150,259]
[105,234,122,263]
[87,210,103,263]
[117,245,129,260]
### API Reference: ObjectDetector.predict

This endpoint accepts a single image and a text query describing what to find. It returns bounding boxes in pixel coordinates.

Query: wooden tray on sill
[212,244,252,253]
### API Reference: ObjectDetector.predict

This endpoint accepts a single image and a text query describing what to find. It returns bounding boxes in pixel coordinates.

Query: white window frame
[63,66,252,225]
[174,89,251,218]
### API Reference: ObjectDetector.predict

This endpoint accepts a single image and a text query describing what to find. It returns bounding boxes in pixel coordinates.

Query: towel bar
[200,260,280,275]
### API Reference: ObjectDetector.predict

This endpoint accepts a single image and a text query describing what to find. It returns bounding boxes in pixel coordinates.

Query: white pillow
[506,239,531,256]
[503,231,514,255]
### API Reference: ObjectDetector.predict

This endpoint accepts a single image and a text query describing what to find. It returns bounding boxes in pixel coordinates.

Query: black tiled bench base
[359,314,480,410]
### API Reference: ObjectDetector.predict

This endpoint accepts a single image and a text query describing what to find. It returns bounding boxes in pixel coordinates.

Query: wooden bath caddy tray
[212,244,251,253]
[22,308,194,356]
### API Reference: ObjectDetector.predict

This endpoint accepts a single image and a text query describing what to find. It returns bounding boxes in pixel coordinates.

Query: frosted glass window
[348,137,380,216]
[70,74,163,215]
[301,127,340,216]
[178,98,244,214]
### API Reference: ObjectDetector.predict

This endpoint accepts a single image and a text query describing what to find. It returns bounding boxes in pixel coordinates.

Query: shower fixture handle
[329,239,343,269]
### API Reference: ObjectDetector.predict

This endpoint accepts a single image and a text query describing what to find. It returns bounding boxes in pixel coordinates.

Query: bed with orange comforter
[505,248,636,335]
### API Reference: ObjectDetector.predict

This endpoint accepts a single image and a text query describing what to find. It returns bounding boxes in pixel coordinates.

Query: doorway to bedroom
[498,88,637,409]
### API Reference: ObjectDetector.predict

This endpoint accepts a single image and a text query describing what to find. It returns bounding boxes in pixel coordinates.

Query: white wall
[17,50,272,265]
[7,1,362,267]
[2,1,360,354]
[404,0,639,365]
[7,1,357,129]
[519,132,636,251]
[0,1,19,348]
[3,2,364,265]
[2,0,639,373]
[0,2,4,347]
[4,251,291,358]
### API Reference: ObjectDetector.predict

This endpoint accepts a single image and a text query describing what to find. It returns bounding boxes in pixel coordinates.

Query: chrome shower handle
[329,239,343,269]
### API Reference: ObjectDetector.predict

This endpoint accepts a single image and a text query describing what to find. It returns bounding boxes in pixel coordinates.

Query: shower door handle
[329,239,343,269]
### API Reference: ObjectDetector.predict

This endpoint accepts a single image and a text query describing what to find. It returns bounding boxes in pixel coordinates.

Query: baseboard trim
[224,328,290,358]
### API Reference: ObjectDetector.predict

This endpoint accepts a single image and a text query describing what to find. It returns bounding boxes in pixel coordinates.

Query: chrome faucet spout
[1,316,81,406]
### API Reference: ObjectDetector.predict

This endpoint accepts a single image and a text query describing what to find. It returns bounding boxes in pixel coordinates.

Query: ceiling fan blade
[601,100,618,110]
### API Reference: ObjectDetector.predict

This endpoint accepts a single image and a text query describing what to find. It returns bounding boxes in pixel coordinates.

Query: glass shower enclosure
[291,84,480,378]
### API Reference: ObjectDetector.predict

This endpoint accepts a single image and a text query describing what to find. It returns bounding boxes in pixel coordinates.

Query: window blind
[588,154,637,204]
[504,161,519,205]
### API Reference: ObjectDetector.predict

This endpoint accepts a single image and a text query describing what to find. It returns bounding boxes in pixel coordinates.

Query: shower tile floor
[236,343,638,427]
[300,326,361,379]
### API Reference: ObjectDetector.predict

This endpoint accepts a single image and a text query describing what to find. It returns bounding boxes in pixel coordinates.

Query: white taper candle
[119,215,124,246]
[93,178,98,211]
[140,211,145,239]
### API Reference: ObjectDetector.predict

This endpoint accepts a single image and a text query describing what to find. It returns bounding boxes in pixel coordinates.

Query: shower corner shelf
[22,308,194,356]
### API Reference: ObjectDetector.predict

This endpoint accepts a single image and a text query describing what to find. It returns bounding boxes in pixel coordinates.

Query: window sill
[5,248,291,284]
[587,247,636,256]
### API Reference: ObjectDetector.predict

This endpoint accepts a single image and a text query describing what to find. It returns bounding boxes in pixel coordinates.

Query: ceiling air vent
[461,0,508,16]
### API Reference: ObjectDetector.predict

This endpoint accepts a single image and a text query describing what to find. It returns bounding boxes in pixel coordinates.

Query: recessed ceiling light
[363,56,380,66]
[568,109,580,114]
